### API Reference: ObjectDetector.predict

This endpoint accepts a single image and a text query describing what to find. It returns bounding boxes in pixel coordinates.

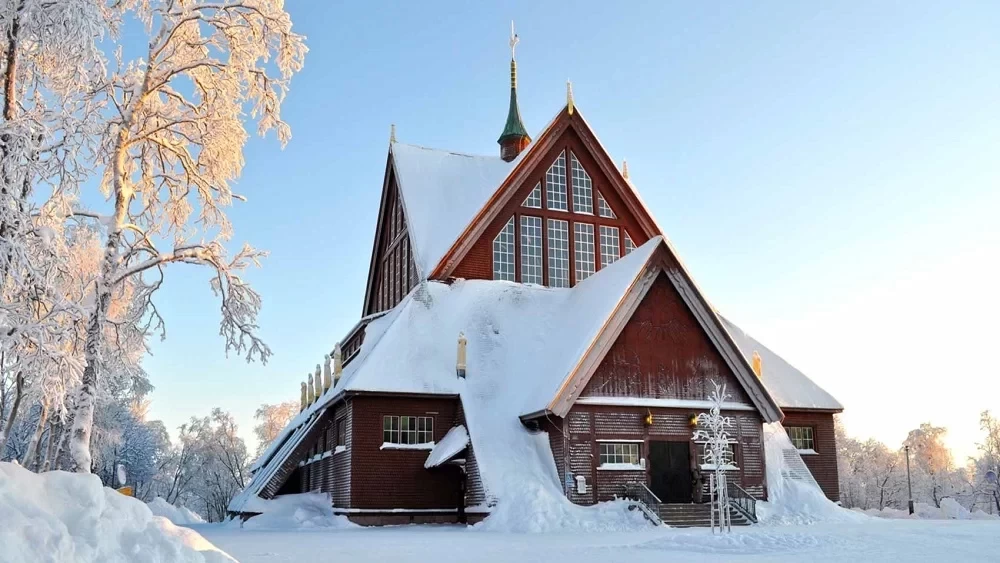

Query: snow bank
[0,462,234,563]
[148,498,206,526]
[857,498,999,520]
[756,423,865,525]
[237,492,356,530]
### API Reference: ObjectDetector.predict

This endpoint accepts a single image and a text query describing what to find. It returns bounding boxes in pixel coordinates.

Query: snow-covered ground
[195,519,1000,563]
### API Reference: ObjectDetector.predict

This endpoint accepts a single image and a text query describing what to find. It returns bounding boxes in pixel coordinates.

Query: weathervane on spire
[510,20,519,60]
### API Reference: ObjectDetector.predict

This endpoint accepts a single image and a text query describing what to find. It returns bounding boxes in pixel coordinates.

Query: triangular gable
[430,105,664,280]
[540,241,783,422]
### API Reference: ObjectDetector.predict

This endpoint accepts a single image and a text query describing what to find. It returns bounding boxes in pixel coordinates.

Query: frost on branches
[66,0,307,473]
[692,380,735,532]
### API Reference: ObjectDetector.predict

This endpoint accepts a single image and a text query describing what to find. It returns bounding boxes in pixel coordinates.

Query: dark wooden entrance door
[648,441,692,503]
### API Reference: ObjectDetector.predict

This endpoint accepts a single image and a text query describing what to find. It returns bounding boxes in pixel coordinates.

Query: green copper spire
[498,22,530,161]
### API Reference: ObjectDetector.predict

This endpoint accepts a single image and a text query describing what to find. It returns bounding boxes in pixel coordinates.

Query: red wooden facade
[782,409,840,501]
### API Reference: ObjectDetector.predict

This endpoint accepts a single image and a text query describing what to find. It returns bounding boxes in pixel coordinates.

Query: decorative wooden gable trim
[362,150,418,316]
[430,106,663,280]
[544,242,783,423]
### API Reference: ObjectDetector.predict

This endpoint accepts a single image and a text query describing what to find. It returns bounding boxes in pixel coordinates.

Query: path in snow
[194,520,1000,563]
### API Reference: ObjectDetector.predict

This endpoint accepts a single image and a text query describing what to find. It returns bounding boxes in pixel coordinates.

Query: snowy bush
[0,462,233,563]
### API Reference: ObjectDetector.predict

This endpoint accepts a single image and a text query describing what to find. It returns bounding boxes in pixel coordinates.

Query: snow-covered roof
[390,143,515,278]
[425,425,470,469]
[721,318,844,411]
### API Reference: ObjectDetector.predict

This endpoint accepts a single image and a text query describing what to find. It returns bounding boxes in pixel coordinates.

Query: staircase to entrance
[620,481,759,528]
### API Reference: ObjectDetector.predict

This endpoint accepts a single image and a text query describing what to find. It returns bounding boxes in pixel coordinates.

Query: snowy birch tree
[67,0,306,472]
[252,399,295,456]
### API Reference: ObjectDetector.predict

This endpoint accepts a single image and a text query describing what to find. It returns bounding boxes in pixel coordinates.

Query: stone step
[654,504,752,528]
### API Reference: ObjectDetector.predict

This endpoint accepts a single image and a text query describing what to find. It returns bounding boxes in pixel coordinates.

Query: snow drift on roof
[721,318,843,411]
[425,425,470,468]
[390,143,515,278]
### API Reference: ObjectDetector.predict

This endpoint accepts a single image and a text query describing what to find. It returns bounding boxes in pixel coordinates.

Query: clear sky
[141,2,999,462]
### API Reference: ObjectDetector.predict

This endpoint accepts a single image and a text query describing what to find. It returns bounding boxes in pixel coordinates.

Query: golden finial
[566,81,574,115]
[622,159,629,180]
[389,123,396,144]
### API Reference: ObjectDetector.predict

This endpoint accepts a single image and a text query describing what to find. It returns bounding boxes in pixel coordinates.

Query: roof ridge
[391,141,502,161]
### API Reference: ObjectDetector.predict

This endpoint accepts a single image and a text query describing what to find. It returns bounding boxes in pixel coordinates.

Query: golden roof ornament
[389,123,396,144]
[566,81,575,115]
[622,159,629,180]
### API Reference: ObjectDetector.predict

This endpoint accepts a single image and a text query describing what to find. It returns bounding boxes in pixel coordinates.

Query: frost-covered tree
[67,0,306,473]
[904,423,958,508]
[252,399,296,457]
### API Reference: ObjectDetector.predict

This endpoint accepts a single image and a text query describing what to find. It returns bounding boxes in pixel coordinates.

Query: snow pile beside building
[857,498,998,520]
[239,493,356,530]
[148,498,206,526]
[0,462,234,563]
[757,423,865,525]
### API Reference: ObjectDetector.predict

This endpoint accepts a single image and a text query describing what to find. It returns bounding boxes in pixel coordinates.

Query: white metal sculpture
[693,380,735,533]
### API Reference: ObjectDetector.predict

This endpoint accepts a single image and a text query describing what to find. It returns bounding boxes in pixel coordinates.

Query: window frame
[336,417,347,448]
[570,152,594,214]
[573,222,596,282]
[598,442,641,467]
[787,426,816,452]
[520,215,543,284]
[382,415,434,445]
[599,225,620,269]
[545,151,568,211]
[547,218,570,288]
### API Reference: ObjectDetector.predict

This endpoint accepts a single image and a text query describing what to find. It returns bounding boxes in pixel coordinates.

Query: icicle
[566,81,575,115]
[456,332,467,378]
[323,354,332,391]
[333,343,343,385]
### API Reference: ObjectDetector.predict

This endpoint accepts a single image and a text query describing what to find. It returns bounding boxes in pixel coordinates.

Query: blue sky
[141,2,999,460]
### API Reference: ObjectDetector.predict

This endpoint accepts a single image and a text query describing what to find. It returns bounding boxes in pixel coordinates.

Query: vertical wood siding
[365,173,418,316]
[581,274,752,404]
[782,410,840,501]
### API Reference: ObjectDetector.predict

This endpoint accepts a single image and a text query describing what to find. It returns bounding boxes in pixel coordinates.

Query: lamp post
[904,445,914,515]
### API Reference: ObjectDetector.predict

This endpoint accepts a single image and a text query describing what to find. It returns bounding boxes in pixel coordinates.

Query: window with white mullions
[546,151,568,211]
[624,230,636,255]
[492,216,516,281]
[787,426,815,451]
[597,191,616,218]
[547,219,569,288]
[520,215,543,284]
[570,152,593,214]
[574,223,595,282]
[599,442,640,465]
[599,225,620,268]
[523,182,542,208]
[383,415,433,445]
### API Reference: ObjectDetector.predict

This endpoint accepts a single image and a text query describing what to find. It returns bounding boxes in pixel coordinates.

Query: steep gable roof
[389,143,515,278]
[431,105,664,279]
[721,318,844,412]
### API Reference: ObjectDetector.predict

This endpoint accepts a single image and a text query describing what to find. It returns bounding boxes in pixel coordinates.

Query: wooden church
[230,30,843,527]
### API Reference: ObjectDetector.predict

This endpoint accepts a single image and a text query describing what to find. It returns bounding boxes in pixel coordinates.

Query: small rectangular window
[492,216,516,281]
[697,442,738,467]
[336,418,346,447]
[382,415,433,445]
[599,225,620,269]
[547,219,569,288]
[599,442,640,466]
[574,223,595,282]
[520,215,543,284]
[546,151,568,211]
[787,426,815,451]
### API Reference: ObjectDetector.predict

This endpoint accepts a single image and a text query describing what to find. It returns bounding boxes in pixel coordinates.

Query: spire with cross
[498,21,530,162]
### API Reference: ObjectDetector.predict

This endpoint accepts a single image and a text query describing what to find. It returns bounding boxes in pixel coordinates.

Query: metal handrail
[726,480,758,523]
[620,482,662,525]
